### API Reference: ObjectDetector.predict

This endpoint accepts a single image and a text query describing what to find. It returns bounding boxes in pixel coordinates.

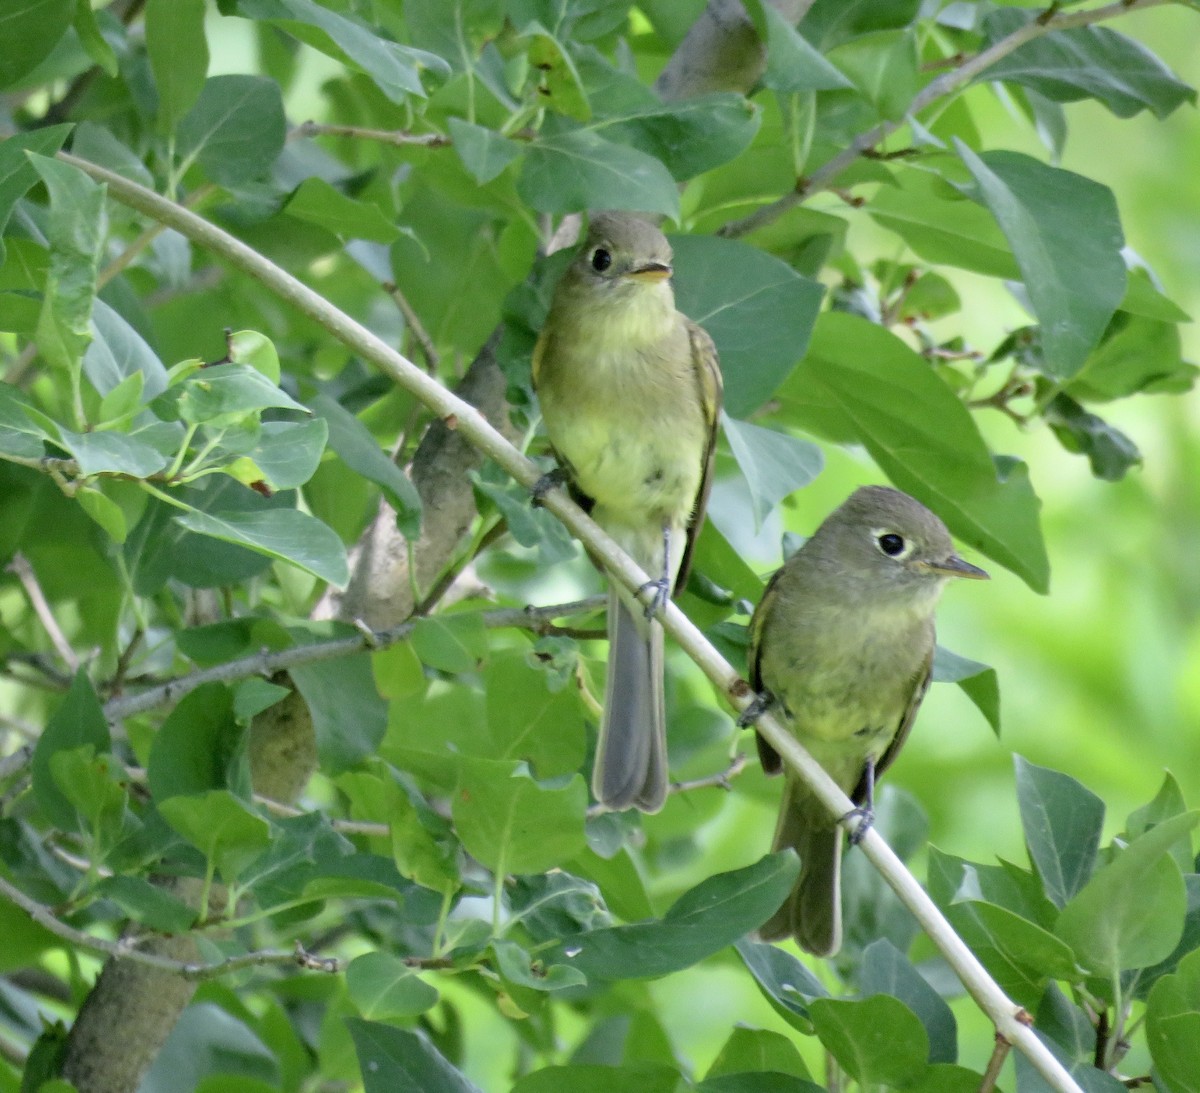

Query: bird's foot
[736,690,775,729]
[638,575,671,620]
[531,466,569,508]
[841,805,876,846]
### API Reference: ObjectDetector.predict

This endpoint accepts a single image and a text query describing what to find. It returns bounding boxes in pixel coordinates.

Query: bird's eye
[591,247,612,272]
[877,533,906,557]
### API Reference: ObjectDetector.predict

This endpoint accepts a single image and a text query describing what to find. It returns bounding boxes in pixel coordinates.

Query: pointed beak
[924,554,990,580]
[626,261,672,283]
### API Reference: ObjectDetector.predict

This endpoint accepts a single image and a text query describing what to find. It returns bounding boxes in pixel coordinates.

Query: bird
[532,212,723,813]
[744,485,988,955]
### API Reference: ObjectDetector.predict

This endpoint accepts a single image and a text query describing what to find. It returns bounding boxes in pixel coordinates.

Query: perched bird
[532,212,723,813]
[744,486,988,955]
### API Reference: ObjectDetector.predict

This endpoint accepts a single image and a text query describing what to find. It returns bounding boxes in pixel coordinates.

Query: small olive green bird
[745,485,988,956]
[532,212,723,813]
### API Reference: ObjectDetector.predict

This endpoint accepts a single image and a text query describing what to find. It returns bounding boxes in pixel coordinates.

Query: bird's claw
[841,805,875,846]
[736,691,774,729]
[531,466,568,508]
[638,576,671,620]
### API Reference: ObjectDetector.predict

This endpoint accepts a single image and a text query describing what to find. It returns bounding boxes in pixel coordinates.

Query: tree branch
[103,597,605,722]
[718,0,1174,238]
[64,154,1082,1091]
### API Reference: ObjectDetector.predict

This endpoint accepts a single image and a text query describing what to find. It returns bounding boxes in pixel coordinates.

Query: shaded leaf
[1015,755,1104,908]
[956,144,1125,380]
[177,75,287,186]
[981,11,1196,120]
[32,671,110,831]
[146,0,209,133]
[721,416,824,532]
[173,504,349,587]
[348,1020,484,1093]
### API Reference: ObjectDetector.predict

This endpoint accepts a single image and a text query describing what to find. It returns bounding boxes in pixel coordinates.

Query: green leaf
[860,940,956,1064]
[671,234,824,418]
[145,0,209,134]
[518,124,680,220]
[227,330,281,382]
[227,419,329,491]
[153,362,308,425]
[410,613,488,674]
[451,759,587,876]
[0,0,74,89]
[1056,811,1199,977]
[551,854,801,982]
[788,312,1049,591]
[177,74,287,186]
[736,939,829,1031]
[231,0,449,102]
[1044,394,1141,482]
[85,299,170,399]
[173,504,350,587]
[94,875,197,933]
[744,0,854,92]
[829,30,919,121]
[32,670,110,831]
[484,651,586,778]
[597,94,760,181]
[1146,949,1200,1093]
[1067,313,1196,402]
[707,1026,813,1081]
[54,427,171,478]
[447,118,523,184]
[310,393,422,537]
[869,163,1017,279]
[73,0,118,77]
[284,178,401,243]
[0,127,72,252]
[808,995,929,1086]
[347,1020,484,1093]
[956,145,1126,380]
[0,382,52,459]
[721,415,823,531]
[525,25,590,121]
[1127,772,1192,873]
[512,1064,682,1093]
[290,652,387,774]
[492,937,587,992]
[346,952,440,1019]
[72,122,155,189]
[981,10,1196,121]
[932,645,1000,735]
[147,681,244,801]
[140,1002,279,1090]
[1014,755,1104,908]
[28,154,106,378]
[158,789,272,882]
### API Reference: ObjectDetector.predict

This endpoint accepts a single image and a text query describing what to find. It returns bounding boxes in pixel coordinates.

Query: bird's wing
[851,646,934,804]
[675,318,723,593]
[747,563,789,776]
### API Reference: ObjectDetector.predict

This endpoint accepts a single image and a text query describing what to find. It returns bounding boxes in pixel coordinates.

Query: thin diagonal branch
[719,0,1174,238]
[61,153,1082,1093]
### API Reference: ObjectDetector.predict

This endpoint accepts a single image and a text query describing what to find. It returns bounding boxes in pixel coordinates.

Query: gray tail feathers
[592,589,667,813]
[759,778,843,957]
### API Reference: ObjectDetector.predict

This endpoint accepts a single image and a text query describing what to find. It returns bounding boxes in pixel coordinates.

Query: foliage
[1,1,1199,1091]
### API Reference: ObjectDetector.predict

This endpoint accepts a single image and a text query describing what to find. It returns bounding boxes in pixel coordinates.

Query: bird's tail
[592,587,667,813]
[759,777,844,957]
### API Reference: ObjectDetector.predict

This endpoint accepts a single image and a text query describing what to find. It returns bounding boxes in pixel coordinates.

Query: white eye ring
[873,529,911,559]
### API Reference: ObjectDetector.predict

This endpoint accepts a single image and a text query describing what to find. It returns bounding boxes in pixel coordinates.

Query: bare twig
[586,754,749,817]
[102,596,606,723]
[0,871,340,980]
[6,554,79,671]
[718,0,1173,238]
[383,280,440,372]
[981,1033,1013,1092]
[292,121,450,147]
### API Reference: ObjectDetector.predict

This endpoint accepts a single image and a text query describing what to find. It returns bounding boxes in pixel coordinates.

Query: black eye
[591,247,612,272]
[878,533,905,557]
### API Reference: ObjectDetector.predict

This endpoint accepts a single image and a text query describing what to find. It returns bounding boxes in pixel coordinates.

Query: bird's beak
[626,261,672,283]
[925,554,990,580]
